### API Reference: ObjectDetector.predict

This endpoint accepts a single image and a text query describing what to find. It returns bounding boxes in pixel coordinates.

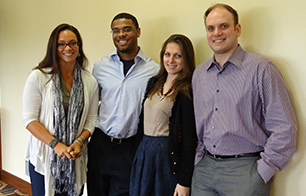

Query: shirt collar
[110,47,146,62]
[207,44,245,71]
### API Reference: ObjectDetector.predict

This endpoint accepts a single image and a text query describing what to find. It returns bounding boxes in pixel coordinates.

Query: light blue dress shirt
[93,48,160,139]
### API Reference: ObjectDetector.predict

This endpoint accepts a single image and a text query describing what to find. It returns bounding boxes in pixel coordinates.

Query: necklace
[159,83,173,101]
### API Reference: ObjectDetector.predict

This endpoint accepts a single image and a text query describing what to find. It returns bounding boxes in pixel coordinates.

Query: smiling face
[163,42,184,79]
[205,7,241,59]
[57,30,79,66]
[111,18,140,59]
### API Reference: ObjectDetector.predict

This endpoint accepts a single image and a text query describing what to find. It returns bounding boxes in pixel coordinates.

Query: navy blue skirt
[130,135,178,196]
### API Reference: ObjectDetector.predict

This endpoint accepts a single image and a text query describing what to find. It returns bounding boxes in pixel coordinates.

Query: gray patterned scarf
[51,64,84,196]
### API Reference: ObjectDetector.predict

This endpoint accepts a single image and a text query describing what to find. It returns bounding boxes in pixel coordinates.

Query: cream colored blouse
[144,93,174,136]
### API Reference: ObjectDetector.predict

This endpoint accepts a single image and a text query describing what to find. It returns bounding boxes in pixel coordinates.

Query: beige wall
[0,0,305,195]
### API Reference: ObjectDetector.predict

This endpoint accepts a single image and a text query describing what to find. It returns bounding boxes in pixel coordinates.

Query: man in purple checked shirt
[191,3,297,196]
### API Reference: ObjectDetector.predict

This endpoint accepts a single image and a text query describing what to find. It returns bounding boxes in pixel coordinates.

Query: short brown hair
[204,3,239,26]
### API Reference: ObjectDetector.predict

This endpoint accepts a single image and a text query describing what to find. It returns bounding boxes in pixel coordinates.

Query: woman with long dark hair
[22,23,98,196]
[130,34,197,196]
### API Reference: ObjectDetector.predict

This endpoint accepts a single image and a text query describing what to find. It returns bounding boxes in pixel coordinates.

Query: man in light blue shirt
[87,13,159,196]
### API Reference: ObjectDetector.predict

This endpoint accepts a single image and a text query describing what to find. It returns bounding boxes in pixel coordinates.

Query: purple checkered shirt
[192,45,297,181]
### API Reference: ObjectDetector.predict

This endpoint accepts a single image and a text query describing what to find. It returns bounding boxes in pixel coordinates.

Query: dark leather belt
[97,128,136,144]
[206,151,261,159]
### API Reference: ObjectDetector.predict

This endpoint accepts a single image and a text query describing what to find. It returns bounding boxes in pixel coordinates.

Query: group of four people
[22,3,297,196]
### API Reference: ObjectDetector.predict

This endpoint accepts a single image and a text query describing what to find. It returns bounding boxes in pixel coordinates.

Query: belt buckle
[110,137,122,144]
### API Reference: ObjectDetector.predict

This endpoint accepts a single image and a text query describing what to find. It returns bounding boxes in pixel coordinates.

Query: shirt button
[212,126,215,130]
[215,108,218,111]
[216,89,219,93]
[213,145,216,148]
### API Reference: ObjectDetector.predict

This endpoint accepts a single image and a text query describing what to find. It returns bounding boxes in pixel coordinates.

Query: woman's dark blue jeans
[29,162,83,196]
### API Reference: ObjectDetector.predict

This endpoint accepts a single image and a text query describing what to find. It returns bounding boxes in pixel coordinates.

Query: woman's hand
[66,129,91,160]
[53,142,72,159]
[67,142,82,160]
[173,184,190,196]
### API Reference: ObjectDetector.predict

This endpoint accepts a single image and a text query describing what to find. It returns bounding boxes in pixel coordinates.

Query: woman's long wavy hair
[148,34,195,101]
[34,23,88,78]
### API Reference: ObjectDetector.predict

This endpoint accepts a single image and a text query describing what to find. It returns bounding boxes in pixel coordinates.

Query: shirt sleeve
[22,71,42,128]
[82,79,99,134]
[257,60,297,181]
[192,68,205,165]
[92,63,101,100]
[194,141,204,165]
[178,91,198,186]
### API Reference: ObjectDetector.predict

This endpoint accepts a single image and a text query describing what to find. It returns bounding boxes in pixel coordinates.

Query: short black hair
[111,13,139,29]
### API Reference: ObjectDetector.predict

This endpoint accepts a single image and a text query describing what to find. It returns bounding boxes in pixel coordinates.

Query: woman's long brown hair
[34,23,88,82]
[148,34,195,101]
